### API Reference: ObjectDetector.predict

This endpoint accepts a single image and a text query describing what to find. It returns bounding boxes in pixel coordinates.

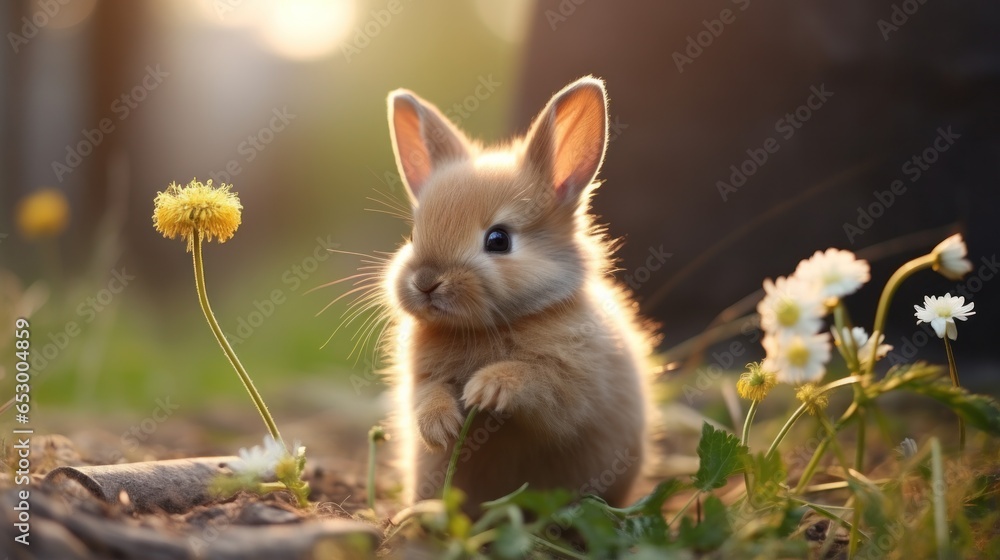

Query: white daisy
[794,248,870,300]
[232,435,286,478]
[931,234,973,280]
[914,293,975,341]
[831,326,893,368]
[763,332,832,384]
[757,275,825,336]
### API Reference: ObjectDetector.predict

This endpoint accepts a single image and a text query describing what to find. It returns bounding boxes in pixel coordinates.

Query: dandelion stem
[741,399,759,447]
[848,418,864,558]
[793,400,859,494]
[766,402,809,460]
[193,234,283,445]
[742,399,760,502]
[867,254,935,374]
[443,406,478,499]
[943,336,965,452]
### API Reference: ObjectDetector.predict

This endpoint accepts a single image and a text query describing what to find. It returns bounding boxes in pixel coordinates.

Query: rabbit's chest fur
[395,280,648,510]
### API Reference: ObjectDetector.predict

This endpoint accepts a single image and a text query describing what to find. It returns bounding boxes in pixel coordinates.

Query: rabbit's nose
[413,269,442,294]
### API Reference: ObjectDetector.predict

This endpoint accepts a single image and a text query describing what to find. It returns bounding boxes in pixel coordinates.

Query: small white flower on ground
[757,276,825,336]
[763,332,832,384]
[914,293,975,341]
[897,437,918,459]
[857,329,892,367]
[931,233,973,280]
[232,435,286,478]
[794,248,871,300]
[832,326,893,368]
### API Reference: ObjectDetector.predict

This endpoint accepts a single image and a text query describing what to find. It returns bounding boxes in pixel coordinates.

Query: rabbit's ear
[525,76,609,204]
[388,90,471,205]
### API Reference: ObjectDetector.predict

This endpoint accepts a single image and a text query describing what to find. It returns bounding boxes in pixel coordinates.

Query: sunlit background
[1,0,997,451]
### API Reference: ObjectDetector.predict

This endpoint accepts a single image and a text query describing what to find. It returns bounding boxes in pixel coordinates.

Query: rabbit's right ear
[388,90,471,205]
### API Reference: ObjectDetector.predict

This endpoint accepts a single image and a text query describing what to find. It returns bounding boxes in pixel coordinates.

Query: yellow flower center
[786,339,810,367]
[776,298,800,327]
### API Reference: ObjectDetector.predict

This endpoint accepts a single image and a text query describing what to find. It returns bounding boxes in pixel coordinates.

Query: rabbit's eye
[484,227,511,253]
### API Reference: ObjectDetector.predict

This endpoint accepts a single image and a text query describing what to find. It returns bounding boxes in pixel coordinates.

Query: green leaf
[568,499,627,558]
[485,486,574,520]
[895,377,1000,435]
[693,423,748,492]
[622,513,670,547]
[492,524,533,559]
[744,451,787,507]
[676,495,731,552]
[635,479,685,515]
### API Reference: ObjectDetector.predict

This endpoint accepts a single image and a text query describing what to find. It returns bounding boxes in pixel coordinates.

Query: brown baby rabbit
[383,76,655,513]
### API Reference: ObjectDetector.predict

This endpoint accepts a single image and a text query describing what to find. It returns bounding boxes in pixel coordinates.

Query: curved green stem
[668,490,702,527]
[767,376,864,461]
[443,406,478,499]
[528,534,588,560]
[742,399,760,447]
[850,397,869,558]
[766,403,810,460]
[867,254,935,374]
[193,234,283,445]
[742,399,760,502]
[793,401,860,494]
[943,337,965,452]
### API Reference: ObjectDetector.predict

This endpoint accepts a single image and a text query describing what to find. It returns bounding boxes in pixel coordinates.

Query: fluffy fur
[381,77,655,513]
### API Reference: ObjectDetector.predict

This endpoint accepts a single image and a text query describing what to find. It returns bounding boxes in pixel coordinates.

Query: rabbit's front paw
[415,391,464,452]
[463,362,525,412]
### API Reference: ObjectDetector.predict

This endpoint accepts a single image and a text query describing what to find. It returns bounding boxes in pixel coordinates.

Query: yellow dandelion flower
[795,383,829,416]
[153,179,242,251]
[737,362,777,402]
[16,188,70,239]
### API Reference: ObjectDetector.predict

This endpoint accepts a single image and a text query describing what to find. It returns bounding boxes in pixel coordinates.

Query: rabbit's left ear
[524,76,609,204]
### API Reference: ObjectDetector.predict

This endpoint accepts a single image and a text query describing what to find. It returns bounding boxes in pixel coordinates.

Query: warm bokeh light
[45,0,98,30]
[255,0,356,61]
[473,0,532,44]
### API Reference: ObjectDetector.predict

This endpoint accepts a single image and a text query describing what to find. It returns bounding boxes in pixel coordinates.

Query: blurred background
[1,0,997,453]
